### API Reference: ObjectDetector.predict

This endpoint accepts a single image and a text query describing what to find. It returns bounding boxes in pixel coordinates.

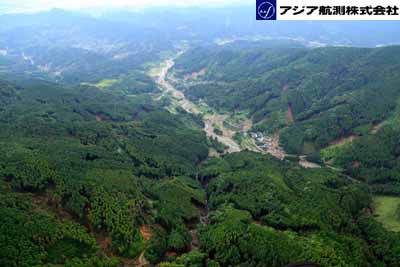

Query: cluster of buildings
[247,132,271,148]
[246,131,286,160]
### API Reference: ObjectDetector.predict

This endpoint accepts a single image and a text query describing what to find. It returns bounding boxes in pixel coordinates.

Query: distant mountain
[0,9,173,84]
[102,6,400,47]
[1,8,400,84]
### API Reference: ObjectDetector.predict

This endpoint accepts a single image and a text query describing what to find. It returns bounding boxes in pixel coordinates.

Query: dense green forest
[173,45,400,155]
[161,152,400,267]
[2,84,400,267]
[0,77,210,266]
[321,107,400,195]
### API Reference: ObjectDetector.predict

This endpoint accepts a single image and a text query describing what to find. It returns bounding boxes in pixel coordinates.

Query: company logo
[256,0,277,20]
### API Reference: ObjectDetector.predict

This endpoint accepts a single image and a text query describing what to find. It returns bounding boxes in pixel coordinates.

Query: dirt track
[156,57,241,154]
[154,55,294,159]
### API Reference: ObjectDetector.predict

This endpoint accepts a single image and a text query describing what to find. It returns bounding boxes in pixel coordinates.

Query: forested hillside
[163,152,400,267]
[2,69,399,267]
[2,81,400,267]
[0,77,210,266]
[1,8,400,267]
[321,104,400,195]
[173,45,400,155]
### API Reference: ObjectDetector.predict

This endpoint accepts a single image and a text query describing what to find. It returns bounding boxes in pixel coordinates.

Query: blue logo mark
[256,0,277,20]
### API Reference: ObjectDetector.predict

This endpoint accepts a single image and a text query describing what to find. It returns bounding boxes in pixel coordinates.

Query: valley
[153,55,242,154]
[0,7,400,267]
[152,53,289,158]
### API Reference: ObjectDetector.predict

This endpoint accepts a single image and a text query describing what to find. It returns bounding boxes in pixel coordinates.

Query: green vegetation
[1,36,400,267]
[373,196,400,232]
[0,76,208,266]
[82,79,120,89]
[202,152,370,231]
[213,126,223,136]
[78,69,159,95]
[0,180,105,267]
[321,125,400,194]
[174,45,400,154]
[320,97,400,194]
[159,152,400,267]
[208,137,226,154]
[95,70,159,95]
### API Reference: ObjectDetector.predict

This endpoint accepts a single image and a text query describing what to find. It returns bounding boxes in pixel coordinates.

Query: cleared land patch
[81,78,119,89]
[372,196,400,232]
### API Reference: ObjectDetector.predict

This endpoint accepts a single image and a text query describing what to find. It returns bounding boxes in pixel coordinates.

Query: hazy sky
[0,0,249,14]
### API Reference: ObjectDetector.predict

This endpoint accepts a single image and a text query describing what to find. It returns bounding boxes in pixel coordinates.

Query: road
[154,54,317,164]
[203,114,241,153]
[155,56,241,154]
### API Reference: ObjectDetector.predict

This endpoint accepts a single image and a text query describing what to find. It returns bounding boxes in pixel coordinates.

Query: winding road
[155,56,242,154]
[153,54,312,166]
